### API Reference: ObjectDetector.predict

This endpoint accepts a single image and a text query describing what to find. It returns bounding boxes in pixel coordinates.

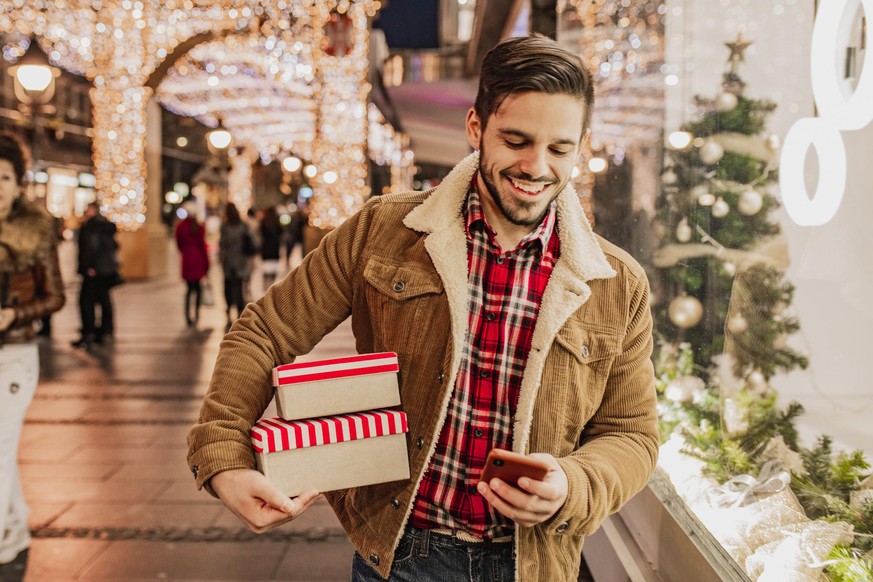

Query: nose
[518,146,549,180]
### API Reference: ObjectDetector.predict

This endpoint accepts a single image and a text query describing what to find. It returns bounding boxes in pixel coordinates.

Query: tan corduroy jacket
[187,152,658,581]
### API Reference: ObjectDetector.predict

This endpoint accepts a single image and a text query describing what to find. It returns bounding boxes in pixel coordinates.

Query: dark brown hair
[475,34,595,134]
[224,202,241,225]
[0,132,29,184]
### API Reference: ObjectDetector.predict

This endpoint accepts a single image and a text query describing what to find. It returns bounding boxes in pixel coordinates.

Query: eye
[550,148,571,157]
[505,141,525,149]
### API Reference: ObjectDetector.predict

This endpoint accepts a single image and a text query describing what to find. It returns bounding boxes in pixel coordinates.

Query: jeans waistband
[424,527,514,545]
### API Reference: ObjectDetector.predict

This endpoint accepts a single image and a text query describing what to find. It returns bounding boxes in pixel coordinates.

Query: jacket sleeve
[549,271,659,537]
[186,198,380,491]
[12,238,66,326]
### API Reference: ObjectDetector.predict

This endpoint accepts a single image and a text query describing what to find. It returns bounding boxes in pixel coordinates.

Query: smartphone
[479,449,549,487]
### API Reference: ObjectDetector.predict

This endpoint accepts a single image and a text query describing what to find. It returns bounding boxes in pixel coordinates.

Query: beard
[477,143,564,228]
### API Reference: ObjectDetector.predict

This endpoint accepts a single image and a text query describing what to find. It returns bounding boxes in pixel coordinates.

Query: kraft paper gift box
[272,352,400,421]
[251,409,410,496]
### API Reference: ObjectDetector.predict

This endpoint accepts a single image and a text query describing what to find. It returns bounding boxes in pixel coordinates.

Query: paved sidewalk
[1,240,355,581]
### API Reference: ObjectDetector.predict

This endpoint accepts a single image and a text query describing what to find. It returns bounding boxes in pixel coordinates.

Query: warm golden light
[668,131,694,150]
[15,64,53,92]
[588,157,608,174]
[282,156,302,173]
[207,129,232,150]
[303,164,318,178]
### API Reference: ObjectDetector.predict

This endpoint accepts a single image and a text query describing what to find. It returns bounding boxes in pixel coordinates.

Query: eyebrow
[497,128,578,147]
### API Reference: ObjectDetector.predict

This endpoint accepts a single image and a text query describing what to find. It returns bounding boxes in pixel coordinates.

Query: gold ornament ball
[676,218,692,242]
[727,313,748,333]
[738,189,764,215]
[723,262,737,276]
[691,184,710,201]
[669,295,704,329]
[746,371,769,394]
[766,134,781,151]
[716,92,739,112]
[712,197,730,218]
[699,140,725,165]
[698,192,716,207]
[662,169,678,185]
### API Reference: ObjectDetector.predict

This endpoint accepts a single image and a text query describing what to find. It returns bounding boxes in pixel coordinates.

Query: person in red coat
[175,201,209,327]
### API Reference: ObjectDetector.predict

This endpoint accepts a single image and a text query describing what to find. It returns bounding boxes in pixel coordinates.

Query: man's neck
[476,177,536,252]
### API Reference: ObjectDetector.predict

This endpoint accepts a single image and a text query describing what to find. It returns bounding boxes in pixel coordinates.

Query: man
[72,202,119,348]
[188,34,658,581]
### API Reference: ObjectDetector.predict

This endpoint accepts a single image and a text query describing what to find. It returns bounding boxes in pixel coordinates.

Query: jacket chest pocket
[363,257,445,357]
[544,326,622,447]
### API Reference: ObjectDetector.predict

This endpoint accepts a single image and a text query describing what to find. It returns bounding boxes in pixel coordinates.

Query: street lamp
[206,117,232,152]
[8,38,60,109]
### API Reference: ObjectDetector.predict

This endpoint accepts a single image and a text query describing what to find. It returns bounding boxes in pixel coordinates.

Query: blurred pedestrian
[0,133,65,564]
[283,203,307,268]
[259,206,281,289]
[175,200,209,327]
[219,202,253,330]
[72,202,119,348]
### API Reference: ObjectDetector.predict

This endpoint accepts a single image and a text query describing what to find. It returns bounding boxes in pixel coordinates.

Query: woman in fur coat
[0,133,65,564]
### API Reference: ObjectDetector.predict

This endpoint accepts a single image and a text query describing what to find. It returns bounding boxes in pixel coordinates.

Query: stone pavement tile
[23,479,169,503]
[51,501,226,529]
[153,481,223,504]
[66,444,186,465]
[109,460,195,482]
[149,425,194,446]
[78,540,287,580]
[274,539,355,581]
[27,502,74,528]
[141,400,204,420]
[20,463,120,482]
[20,424,160,448]
[24,400,93,421]
[17,440,83,463]
[23,539,111,581]
[208,499,344,535]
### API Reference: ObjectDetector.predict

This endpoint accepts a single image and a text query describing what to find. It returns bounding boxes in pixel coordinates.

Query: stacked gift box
[251,352,410,497]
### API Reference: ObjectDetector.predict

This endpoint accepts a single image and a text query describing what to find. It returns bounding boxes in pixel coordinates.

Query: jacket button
[580,345,590,358]
[438,371,444,383]
[416,437,424,449]
[9,382,19,394]
[390,498,400,510]
[191,465,199,479]
[369,553,380,566]
[556,522,569,533]
[393,280,406,292]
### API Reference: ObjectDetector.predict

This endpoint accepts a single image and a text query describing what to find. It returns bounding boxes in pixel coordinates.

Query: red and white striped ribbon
[251,409,408,453]
[272,352,399,386]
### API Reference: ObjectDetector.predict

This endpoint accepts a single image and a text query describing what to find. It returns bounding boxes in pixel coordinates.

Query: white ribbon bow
[708,459,792,508]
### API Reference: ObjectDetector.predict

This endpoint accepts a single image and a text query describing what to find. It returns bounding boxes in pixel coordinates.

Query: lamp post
[8,38,60,112]
[206,117,232,153]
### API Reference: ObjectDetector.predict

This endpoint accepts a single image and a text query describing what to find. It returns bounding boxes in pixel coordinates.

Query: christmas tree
[653,34,807,386]
[652,36,873,580]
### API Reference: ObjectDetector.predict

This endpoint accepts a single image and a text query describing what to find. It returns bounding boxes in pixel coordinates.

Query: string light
[1,0,401,232]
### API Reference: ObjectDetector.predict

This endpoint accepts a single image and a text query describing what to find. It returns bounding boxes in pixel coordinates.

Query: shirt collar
[464,172,557,251]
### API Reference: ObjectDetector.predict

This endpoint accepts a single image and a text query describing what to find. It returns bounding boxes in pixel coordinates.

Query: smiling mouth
[506,176,552,195]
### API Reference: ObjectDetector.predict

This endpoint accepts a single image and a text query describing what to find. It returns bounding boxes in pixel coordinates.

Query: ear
[575,129,592,164]
[465,108,482,151]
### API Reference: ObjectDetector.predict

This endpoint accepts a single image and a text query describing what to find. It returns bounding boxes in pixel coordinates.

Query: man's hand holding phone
[476,450,569,527]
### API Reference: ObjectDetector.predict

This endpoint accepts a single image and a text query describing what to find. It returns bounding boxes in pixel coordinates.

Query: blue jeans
[351,527,515,582]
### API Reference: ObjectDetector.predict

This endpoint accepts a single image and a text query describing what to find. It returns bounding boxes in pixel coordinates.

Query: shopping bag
[202,279,215,306]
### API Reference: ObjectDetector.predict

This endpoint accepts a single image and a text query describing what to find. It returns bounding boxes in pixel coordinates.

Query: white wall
[665,0,873,451]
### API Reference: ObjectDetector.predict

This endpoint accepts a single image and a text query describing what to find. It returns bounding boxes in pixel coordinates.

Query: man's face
[466,92,587,228]
[0,159,21,222]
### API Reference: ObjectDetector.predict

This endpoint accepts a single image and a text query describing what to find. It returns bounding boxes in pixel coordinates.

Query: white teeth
[510,178,547,193]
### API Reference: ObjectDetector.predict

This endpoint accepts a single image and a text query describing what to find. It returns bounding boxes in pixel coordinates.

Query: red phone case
[479,449,549,486]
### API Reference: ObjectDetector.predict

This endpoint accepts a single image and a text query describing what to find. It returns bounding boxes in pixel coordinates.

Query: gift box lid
[272,352,399,387]
[252,409,408,453]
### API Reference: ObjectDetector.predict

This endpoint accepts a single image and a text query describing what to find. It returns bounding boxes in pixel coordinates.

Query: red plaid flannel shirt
[409,179,560,539]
